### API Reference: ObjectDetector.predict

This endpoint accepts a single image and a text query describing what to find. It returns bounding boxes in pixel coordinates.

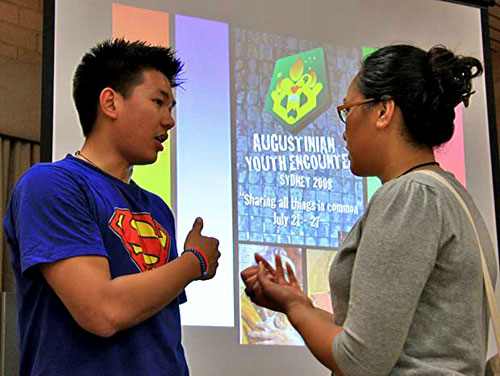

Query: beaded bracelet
[183,247,209,278]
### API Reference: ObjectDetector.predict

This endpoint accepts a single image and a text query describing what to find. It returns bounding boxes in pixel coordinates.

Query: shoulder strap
[415,170,500,356]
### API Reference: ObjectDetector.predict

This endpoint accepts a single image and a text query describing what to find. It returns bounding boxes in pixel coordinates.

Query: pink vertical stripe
[435,105,466,187]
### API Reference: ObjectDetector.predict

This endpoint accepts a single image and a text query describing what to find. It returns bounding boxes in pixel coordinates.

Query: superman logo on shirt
[109,208,171,272]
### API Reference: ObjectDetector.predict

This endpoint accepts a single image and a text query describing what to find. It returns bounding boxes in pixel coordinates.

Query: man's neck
[76,142,133,183]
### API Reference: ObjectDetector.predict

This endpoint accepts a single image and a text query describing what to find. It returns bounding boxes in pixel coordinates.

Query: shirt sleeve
[332,179,441,376]
[10,165,108,274]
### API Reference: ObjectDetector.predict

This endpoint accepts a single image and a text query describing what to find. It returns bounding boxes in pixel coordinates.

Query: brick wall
[0,0,43,142]
[0,0,42,64]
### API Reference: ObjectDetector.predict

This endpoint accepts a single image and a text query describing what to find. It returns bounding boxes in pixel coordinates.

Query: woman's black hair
[357,44,483,147]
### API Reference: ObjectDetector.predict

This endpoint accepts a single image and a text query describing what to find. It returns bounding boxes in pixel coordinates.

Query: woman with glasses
[242,44,496,375]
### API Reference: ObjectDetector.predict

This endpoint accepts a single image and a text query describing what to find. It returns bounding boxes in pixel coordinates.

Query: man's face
[115,69,176,165]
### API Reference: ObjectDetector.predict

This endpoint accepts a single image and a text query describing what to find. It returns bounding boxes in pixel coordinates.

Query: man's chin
[132,155,159,166]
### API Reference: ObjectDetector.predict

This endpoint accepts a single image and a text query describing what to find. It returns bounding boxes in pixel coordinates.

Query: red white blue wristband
[183,247,209,277]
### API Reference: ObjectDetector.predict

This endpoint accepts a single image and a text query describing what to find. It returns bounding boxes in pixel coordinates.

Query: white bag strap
[416,170,500,356]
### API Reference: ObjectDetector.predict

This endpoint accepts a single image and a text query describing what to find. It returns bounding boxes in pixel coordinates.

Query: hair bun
[425,45,483,108]
[357,44,483,148]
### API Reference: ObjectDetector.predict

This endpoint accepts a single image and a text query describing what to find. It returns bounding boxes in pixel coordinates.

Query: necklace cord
[75,150,98,168]
[399,161,440,177]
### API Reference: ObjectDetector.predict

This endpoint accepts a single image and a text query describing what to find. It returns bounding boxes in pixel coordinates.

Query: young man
[3,39,220,376]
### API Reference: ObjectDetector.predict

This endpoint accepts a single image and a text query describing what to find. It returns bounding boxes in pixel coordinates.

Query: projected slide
[109,2,468,345]
[232,28,364,345]
[234,29,364,248]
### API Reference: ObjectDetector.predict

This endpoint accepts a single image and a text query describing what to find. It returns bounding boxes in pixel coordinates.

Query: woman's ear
[375,99,395,130]
[99,87,119,120]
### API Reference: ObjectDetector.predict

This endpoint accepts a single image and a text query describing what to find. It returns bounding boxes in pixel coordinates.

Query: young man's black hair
[72,38,183,136]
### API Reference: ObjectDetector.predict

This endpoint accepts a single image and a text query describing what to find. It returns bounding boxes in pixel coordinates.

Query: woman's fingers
[286,262,298,285]
[240,265,258,282]
[244,273,258,287]
[255,254,276,276]
[275,254,285,282]
[257,261,273,287]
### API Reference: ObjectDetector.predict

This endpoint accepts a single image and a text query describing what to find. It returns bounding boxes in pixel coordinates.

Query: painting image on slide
[239,243,304,346]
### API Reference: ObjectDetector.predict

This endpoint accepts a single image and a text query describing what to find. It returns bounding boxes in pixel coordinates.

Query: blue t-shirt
[3,155,189,376]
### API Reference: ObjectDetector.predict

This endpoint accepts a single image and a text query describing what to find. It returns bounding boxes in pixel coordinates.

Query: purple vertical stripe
[175,14,233,327]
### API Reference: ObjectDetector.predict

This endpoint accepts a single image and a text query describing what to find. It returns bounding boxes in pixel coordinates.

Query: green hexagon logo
[265,47,330,134]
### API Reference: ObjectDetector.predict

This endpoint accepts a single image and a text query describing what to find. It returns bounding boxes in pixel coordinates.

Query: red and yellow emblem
[109,208,171,272]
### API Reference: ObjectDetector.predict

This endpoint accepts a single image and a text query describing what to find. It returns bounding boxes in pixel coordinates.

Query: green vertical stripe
[366,177,382,201]
[132,138,172,206]
[362,46,378,60]
[362,46,381,201]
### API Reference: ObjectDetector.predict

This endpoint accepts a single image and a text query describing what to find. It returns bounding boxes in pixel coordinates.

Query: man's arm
[41,217,219,337]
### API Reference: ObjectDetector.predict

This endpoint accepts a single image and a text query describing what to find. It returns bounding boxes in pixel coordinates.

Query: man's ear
[375,99,395,130]
[99,87,119,120]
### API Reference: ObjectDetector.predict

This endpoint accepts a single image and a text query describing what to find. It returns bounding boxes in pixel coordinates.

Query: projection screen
[46,0,498,374]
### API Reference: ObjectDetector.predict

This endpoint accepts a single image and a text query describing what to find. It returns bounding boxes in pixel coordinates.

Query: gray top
[330,170,497,376]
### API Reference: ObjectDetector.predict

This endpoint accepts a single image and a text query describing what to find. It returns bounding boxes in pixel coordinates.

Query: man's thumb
[192,217,203,233]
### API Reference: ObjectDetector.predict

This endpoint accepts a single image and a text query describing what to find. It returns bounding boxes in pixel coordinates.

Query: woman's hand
[242,253,343,374]
[241,253,312,314]
[241,254,281,311]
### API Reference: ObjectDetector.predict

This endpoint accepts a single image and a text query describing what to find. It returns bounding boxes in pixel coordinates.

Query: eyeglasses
[336,98,379,124]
